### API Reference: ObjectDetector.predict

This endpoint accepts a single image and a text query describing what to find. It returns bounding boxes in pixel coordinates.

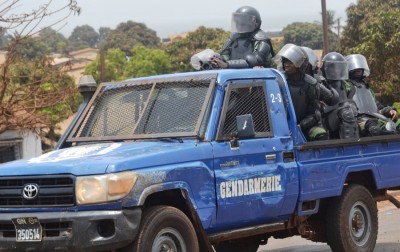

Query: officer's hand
[390,110,398,121]
[210,56,228,69]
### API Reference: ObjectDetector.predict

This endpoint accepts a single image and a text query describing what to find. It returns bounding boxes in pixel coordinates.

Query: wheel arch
[344,169,377,191]
[140,185,214,252]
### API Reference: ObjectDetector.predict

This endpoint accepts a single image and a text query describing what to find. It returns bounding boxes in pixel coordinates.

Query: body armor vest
[230,38,253,60]
[287,77,311,123]
[350,80,378,114]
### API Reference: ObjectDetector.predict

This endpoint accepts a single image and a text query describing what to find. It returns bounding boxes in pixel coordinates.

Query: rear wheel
[326,184,378,252]
[127,205,199,252]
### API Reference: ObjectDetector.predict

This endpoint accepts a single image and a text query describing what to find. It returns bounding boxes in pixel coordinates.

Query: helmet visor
[231,13,257,33]
[324,61,349,80]
[274,44,305,68]
[301,47,318,70]
[346,54,370,77]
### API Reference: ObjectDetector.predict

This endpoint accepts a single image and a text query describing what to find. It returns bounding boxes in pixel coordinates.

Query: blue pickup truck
[1,68,400,252]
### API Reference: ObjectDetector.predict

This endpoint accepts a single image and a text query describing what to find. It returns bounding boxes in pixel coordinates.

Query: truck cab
[0,68,399,252]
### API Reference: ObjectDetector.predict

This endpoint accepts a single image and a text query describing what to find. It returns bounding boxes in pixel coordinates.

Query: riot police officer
[346,54,398,136]
[275,44,338,141]
[300,46,320,78]
[210,6,274,69]
[321,52,359,139]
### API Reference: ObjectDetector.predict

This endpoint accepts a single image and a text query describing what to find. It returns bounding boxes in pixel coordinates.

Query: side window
[217,81,273,141]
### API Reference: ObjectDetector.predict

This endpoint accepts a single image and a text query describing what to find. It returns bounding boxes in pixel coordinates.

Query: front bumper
[0,208,141,252]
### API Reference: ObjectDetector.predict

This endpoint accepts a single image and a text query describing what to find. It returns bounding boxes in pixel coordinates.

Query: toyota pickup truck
[1,68,400,252]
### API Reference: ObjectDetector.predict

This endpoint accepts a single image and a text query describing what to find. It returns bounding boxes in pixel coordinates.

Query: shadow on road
[259,242,400,252]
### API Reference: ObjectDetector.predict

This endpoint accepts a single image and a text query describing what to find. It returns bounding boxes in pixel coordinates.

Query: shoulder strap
[344,80,356,98]
[252,29,275,57]
[304,75,319,100]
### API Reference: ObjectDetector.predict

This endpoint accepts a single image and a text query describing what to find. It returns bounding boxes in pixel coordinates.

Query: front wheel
[130,205,199,252]
[326,184,378,252]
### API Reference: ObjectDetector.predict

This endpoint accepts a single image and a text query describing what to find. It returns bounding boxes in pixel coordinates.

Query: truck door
[212,78,297,230]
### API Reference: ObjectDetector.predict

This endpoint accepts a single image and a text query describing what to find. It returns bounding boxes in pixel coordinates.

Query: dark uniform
[321,52,360,139]
[346,54,398,136]
[276,44,338,141]
[211,6,274,69]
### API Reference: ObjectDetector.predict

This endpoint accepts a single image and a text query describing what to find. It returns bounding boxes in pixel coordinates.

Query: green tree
[84,48,127,83]
[0,28,12,48]
[1,49,80,141]
[85,46,172,82]
[340,0,400,103]
[14,37,51,60]
[69,25,99,50]
[281,22,337,50]
[163,26,229,72]
[0,0,81,141]
[103,21,160,55]
[98,27,111,46]
[38,27,70,55]
[125,45,172,78]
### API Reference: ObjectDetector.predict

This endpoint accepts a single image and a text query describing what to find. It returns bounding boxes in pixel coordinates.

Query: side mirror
[236,114,255,139]
[229,114,255,150]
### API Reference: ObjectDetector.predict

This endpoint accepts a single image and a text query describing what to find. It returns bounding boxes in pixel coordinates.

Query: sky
[10,0,358,39]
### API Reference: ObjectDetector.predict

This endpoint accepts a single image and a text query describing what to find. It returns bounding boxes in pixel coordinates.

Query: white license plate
[11,217,42,242]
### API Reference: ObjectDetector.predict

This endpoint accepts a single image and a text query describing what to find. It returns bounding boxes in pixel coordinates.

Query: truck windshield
[68,74,216,142]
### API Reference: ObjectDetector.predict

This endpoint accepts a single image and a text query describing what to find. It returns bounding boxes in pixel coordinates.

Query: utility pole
[100,47,106,83]
[321,0,329,56]
[336,17,342,49]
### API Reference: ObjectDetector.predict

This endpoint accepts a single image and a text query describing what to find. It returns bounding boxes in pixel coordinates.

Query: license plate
[11,217,42,242]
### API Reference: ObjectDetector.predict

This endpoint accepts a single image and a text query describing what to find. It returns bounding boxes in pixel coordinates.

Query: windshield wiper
[158,137,184,143]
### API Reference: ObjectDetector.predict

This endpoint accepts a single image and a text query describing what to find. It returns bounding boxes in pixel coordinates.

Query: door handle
[265,154,276,161]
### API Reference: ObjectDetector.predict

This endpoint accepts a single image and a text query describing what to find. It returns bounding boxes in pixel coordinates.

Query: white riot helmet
[301,46,319,71]
[345,54,370,77]
[274,43,307,70]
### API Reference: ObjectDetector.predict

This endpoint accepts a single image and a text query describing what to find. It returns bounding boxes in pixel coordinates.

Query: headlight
[76,171,138,205]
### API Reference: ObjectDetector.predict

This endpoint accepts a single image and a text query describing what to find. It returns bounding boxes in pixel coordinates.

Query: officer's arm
[319,83,339,106]
[226,40,271,69]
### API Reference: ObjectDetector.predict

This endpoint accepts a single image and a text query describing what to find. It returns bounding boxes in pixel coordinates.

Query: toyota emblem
[22,184,39,200]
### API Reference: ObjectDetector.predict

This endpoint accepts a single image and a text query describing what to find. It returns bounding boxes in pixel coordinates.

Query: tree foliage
[0,0,81,136]
[98,27,111,46]
[281,22,338,50]
[84,48,127,83]
[340,0,400,102]
[14,37,51,60]
[163,26,229,73]
[102,21,160,55]
[84,46,171,82]
[68,25,99,50]
[125,45,172,78]
[38,27,69,55]
[0,28,12,48]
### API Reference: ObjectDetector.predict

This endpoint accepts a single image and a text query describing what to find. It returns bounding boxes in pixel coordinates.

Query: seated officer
[345,54,398,136]
[275,44,338,141]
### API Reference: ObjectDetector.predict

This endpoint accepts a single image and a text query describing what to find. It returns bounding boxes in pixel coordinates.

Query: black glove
[210,56,228,69]
[300,115,318,131]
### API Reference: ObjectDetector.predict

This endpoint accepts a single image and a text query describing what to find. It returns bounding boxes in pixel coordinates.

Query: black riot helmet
[321,52,349,81]
[231,6,261,34]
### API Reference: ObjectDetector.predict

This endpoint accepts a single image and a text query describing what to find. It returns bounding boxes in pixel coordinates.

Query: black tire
[214,239,260,252]
[132,205,199,252]
[326,184,378,252]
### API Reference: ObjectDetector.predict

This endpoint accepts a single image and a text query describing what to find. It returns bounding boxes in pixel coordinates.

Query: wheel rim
[348,200,372,246]
[152,227,186,252]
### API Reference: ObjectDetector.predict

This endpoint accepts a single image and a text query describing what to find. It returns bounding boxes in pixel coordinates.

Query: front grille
[0,176,75,207]
[0,221,72,238]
